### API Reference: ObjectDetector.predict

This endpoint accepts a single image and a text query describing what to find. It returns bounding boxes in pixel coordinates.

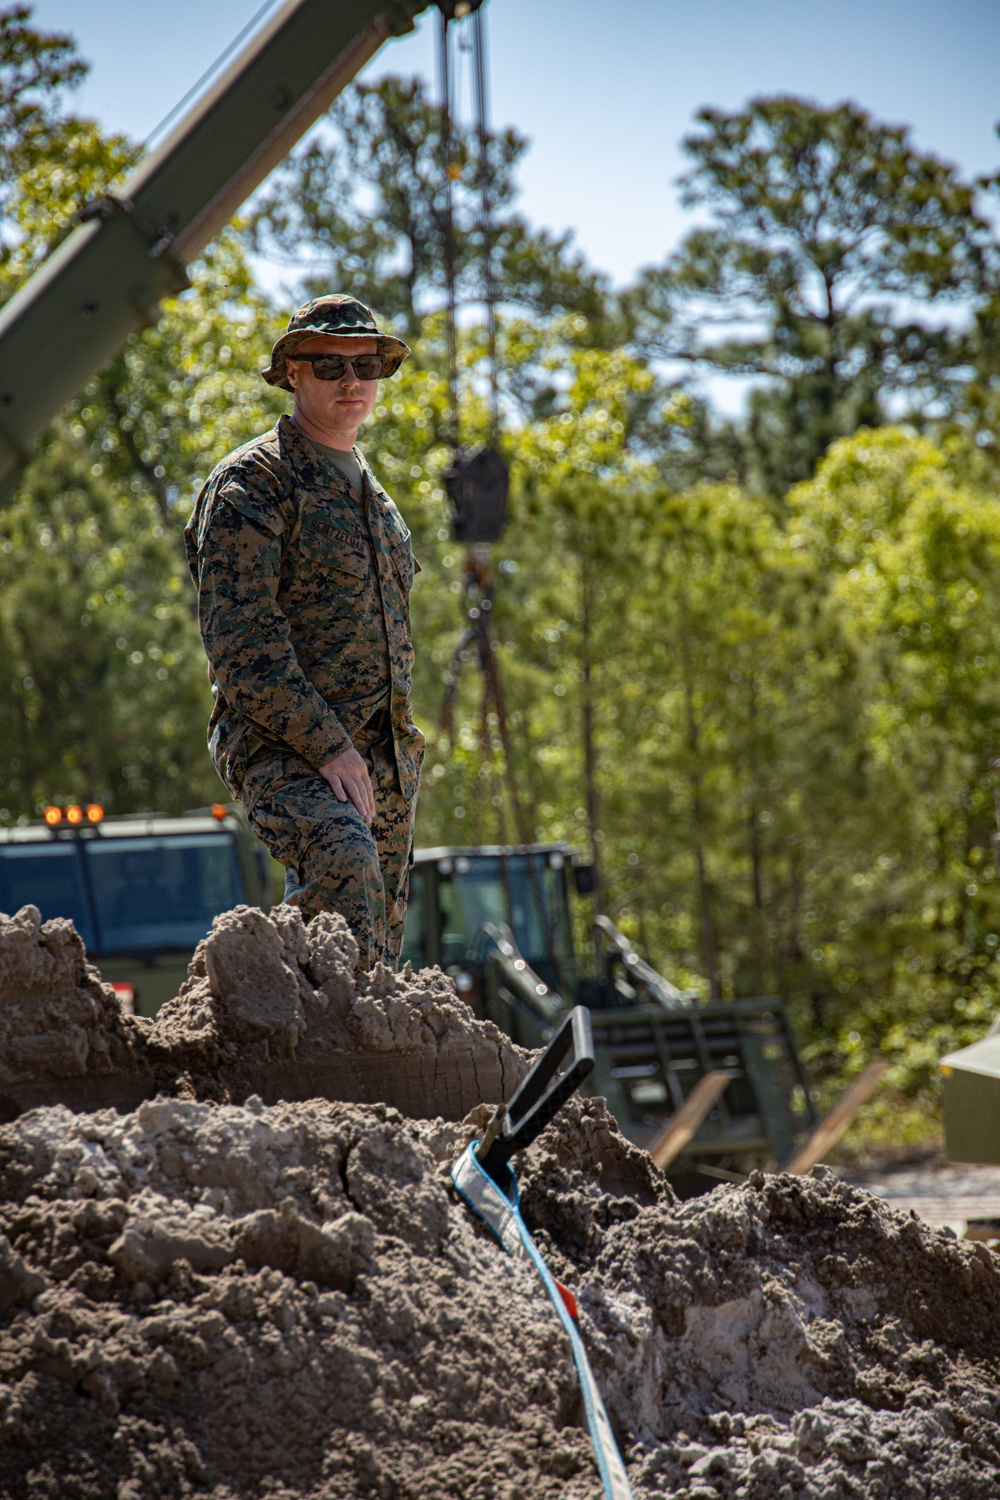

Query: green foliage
[945,149,1000,475]
[627,96,1000,493]
[0,232,291,816]
[0,433,216,817]
[0,228,287,820]
[1,115,136,289]
[784,433,1000,1080]
[398,414,1000,1104]
[0,37,287,818]
[0,8,140,295]
[0,4,86,218]
[74,233,287,521]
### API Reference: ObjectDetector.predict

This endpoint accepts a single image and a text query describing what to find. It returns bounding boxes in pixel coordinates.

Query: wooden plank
[648,1069,734,1171]
[785,1060,889,1174]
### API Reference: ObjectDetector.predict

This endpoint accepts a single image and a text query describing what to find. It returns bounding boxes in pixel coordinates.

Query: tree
[248,75,610,343]
[0,4,85,215]
[74,232,286,527]
[0,72,288,818]
[591,478,878,1007]
[947,143,1000,473]
[1,111,136,293]
[627,97,1000,494]
[0,7,134,295]
[783,429,1000,1091]
[494,340,658,905]
[352,316,663,889]
[0,430,219,819]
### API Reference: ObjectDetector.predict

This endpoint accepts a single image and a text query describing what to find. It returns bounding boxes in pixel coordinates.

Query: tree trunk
[746,674,767,995]
[680,632,720,999]
[580,563,603,918]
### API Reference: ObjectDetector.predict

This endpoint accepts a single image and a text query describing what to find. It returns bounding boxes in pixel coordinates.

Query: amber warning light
[43,803,104,826]
[210,804,228,821]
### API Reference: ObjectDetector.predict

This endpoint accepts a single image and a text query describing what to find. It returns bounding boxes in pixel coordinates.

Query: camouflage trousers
[238,723,416,972]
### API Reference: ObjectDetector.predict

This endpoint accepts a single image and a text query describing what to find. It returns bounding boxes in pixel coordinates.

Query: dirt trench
[2,903,1000,1500]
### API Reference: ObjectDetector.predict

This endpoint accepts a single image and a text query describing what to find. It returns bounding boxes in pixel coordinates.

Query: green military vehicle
[0,806,272,1016]
[401,842,817,1191]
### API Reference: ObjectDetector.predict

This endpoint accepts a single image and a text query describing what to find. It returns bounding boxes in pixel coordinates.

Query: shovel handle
[477,1006,594,1187]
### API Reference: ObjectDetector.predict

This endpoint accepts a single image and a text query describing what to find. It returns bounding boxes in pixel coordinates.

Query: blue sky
[27,0,1000,293]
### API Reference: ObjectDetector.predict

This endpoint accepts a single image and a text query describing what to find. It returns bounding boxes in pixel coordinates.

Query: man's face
[284,333,380,438]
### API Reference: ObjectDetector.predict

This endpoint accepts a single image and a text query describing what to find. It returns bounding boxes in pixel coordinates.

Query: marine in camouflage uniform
[184,296,424,970]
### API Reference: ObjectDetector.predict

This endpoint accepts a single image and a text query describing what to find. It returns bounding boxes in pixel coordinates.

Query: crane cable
[437,3,501,455]
[437,6,550,946]
[471,5,501,450]
[437,8,461,452]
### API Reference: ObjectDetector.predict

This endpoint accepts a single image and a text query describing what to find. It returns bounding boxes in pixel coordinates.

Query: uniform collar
[276,413,387,507]
[276,412,332,489]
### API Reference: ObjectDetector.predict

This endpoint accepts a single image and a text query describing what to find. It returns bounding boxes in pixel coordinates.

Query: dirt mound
[0,1095,629,1499]
[2,905,1000,1497]
[2,1090,1000,1498]
[0,906,138,1102]
[0,904,527,1122]
[520,1135,1000,1496]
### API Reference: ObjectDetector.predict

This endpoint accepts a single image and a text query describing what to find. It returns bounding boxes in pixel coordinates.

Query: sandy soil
[2,904,1000,1499]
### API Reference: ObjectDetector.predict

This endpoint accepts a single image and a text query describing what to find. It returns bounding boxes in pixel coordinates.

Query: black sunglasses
[287,352,385,381]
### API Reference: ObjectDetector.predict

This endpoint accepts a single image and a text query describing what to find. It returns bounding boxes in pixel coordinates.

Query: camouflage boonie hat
[262,294,410,390]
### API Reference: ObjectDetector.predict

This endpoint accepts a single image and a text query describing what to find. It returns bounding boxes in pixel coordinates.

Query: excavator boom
[0,0,433,492]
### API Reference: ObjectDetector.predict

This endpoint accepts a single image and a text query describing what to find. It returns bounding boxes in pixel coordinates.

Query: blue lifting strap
[451,1141,634,1500]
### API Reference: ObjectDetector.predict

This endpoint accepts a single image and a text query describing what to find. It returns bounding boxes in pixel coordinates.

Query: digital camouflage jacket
[184,414,423,803]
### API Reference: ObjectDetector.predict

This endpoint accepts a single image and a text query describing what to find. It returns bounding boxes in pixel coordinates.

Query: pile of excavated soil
[3,1096,1000,1499]
[0,904,527,1121]
[2,905,1000,1498]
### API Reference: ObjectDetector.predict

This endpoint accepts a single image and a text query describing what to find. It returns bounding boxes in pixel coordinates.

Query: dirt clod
[0,905,138,1098]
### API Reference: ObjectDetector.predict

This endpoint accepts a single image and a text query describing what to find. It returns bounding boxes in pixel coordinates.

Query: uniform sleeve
[192,476,353,769]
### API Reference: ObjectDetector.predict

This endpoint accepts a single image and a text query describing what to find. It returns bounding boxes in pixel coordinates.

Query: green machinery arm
[0,0,434,493]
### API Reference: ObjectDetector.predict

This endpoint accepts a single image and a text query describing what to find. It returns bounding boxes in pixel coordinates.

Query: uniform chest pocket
[298,514,369,577]
[390,539,415,594]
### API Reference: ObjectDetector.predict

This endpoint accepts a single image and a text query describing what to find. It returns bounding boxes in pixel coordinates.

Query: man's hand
[320,746,375,825]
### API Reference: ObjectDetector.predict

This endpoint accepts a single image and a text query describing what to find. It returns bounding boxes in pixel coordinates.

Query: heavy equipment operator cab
[400,843,583,999]
[398,844,816,1187]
